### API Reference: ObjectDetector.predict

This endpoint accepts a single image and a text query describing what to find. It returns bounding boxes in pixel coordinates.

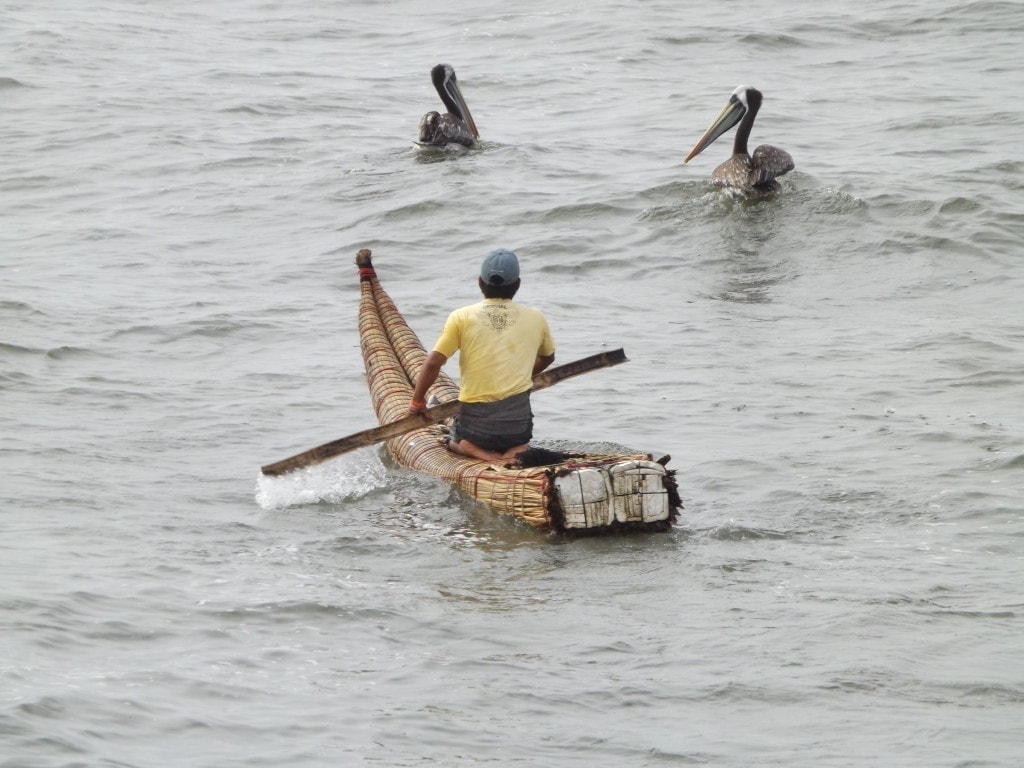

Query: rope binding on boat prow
[355,248,376,281]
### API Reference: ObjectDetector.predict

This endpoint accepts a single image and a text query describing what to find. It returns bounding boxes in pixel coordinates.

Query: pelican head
[418,111,443,141]
[684,85,761,163]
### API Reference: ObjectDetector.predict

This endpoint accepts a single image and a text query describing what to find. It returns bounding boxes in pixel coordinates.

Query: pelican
[684,85,794,194]
[417,63,479,148]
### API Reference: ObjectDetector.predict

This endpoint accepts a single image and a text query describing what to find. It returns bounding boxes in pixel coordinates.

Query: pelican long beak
[684,97,745,163]
[445,79,479,139]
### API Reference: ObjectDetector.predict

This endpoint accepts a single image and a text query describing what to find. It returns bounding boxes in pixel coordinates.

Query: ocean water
[2,1,1023,766]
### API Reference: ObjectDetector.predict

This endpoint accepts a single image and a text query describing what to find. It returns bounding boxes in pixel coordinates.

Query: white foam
[254,449,388,510]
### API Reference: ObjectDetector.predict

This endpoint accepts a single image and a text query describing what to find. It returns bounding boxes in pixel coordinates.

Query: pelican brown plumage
[684,85,794,194]
[417,64,479,148]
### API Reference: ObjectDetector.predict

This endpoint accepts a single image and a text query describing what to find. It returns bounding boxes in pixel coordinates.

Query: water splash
[254,449,388,510]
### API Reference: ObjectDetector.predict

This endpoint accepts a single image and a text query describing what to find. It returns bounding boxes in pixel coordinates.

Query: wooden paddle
[260,347,628,477]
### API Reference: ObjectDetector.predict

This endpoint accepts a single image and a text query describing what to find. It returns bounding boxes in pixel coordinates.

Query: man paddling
[409,249,556,462]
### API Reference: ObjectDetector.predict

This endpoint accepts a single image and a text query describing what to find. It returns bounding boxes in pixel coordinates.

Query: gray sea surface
[3,1,1023,766]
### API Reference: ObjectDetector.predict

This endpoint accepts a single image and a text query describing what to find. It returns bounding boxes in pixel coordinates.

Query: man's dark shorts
[451,390,533,453]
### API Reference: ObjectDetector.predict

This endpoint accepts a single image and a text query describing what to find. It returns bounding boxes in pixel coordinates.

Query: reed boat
[354,249,681,535]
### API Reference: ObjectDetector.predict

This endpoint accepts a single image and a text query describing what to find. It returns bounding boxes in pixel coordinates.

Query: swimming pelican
[417,64,479,148]
[684,85,794,194]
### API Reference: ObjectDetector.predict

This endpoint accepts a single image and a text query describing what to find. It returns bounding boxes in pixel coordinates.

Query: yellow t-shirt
[433,299,555,403]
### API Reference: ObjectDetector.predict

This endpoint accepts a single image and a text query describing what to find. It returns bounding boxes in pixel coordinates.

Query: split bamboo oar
[260,348,627,477]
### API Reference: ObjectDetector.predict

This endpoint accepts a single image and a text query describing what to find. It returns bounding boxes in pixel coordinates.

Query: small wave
[0,341,43,356]
[45,346,102,360]
[710,523,791,542]
[996,453,1024,471]
[541,202,631,223]
[0,174,58,193]
[1,299,44,315]
[736,32,809,49]
[199,155,274,169]
[254,449,388,509]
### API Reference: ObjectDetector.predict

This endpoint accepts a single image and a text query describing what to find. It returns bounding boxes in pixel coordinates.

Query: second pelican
[417,64,479,148]
[684,85,794,194]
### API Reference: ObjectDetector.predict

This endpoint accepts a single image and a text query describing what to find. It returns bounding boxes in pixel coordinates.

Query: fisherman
[409,248,556,462]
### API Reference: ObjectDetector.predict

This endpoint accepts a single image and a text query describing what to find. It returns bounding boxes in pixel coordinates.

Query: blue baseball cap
[480,248,520,286]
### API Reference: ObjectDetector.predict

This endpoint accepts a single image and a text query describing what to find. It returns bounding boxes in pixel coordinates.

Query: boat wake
[254,448,387,510]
